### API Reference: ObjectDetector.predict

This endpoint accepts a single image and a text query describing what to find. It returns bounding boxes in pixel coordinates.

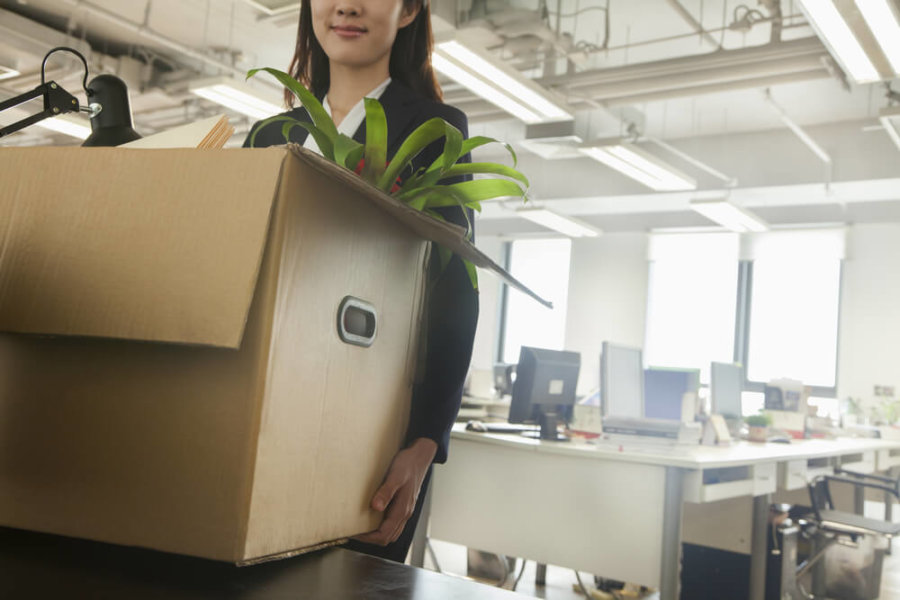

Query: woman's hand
[353,437,437,546]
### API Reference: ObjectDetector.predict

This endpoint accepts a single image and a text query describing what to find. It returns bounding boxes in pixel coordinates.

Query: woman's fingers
[372,467,405,512]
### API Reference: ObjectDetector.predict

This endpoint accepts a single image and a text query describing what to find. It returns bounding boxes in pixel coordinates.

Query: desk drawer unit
[430,440,669,589]
[779,457,834,491]
[877,447,900,471]
[837,451,876,474]
[683,463,776,503]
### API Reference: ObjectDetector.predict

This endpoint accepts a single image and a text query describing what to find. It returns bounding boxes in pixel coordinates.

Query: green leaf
[246,67,338,141]
[247,115,334,159]
[436,245,453,271]
[248,115,297,148]
[400,186,476,237]
[408,195,428,211]
[402,179,526,207]
[333,133,363,169]
[464,259,479,290]
[439,122,463,173]
[403,134,519,191]
[377,117,448,191]
[438,162,530,188]
[363,98,388,185]
[460,136,518,168]
[283,120,335,160]
[345,145,365,171]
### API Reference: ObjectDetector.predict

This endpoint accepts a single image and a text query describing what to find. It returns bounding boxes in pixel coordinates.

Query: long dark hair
[284,0,441,107]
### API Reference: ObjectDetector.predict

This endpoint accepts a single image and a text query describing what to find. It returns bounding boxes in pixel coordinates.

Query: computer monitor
[600,342,643,418]
[509,346,580,441]
[493,363,516,397]
[644,367,700,420]
[710,362,744,419]
[764,378,805,412]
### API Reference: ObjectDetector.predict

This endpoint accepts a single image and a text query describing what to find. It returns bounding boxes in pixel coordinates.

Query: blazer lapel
[351,80,421,158]
[282,81,420,159]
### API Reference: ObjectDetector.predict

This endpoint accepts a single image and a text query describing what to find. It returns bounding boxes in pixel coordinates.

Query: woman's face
[310,0,418,72]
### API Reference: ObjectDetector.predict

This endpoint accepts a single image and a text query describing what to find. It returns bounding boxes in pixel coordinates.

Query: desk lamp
[0,47,141,146]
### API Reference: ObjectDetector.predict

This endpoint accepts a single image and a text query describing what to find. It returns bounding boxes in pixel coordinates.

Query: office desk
[0,525,525,599]
[427,426,900,600]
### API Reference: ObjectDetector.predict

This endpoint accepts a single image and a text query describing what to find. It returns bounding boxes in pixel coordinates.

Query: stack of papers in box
[122,114,234,149]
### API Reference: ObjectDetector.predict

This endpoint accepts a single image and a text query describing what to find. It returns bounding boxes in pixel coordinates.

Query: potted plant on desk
[745,413,772,443]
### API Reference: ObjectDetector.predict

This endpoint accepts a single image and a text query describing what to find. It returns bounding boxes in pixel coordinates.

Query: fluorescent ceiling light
[579,143,696,192]
[241,0,300,16]
[37,114,91,140]
[433,41,572,124]
[190,77,282,120]
[797,0,881,83]
[520,135,584,160]
[517,208,601,238]
[0,65,19,81]
[880,106,900,150]
[690,199,768,233]
[855,0,900,74]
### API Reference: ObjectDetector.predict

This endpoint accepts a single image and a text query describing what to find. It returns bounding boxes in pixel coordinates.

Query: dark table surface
[0,526,525,599]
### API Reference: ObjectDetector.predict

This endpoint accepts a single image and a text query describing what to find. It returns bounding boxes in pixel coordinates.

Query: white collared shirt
[303,77,392,156]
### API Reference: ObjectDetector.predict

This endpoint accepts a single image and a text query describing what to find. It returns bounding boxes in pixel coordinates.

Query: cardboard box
[0,145,541,564]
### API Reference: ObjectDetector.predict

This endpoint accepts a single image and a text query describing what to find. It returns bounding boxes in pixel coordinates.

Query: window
[644,233,739,383]
[743,230,843,393]
[499,238,572,364]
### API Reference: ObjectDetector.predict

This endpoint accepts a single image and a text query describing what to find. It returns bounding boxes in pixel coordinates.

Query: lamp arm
[0,46,93,140]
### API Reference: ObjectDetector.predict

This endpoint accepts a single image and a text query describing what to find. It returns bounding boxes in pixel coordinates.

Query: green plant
[878,399,900,425]
[744,413,772,428]
[246,67,531,289]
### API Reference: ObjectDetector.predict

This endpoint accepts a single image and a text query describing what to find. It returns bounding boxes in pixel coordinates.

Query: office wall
[470,238,505,372]
[837,223,900,404]
[470,233,650,398]
[564,233,650,394]
[474,223,900,405]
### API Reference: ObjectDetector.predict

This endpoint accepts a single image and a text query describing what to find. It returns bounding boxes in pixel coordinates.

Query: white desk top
[450,424,900,470]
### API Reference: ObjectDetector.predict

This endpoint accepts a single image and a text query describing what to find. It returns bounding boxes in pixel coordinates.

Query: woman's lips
[332,25,366,38]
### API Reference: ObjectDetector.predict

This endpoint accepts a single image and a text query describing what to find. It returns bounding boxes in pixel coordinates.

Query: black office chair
[779,469,900,599]
[808,469,900,543]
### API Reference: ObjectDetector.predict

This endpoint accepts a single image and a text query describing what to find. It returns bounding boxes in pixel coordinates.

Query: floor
[424,501,900,600]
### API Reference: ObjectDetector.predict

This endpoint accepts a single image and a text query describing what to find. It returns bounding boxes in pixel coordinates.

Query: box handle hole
[337,297,377,347]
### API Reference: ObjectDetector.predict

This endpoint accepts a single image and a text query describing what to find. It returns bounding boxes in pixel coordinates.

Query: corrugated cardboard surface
[292,146,551,308]
[0,147,283,348]
[0,221,279,560]
[0,145,429,562]
[242,151,426,559]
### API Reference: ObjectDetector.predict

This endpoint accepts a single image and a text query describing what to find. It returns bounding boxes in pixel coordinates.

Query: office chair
[777,470,900,600]
[808,469,900,543]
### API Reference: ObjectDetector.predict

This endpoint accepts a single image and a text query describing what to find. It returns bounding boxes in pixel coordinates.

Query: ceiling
[1,0,898,235]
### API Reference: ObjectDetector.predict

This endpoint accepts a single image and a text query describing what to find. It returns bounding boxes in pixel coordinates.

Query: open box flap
[286,145,553,309]
[0,147,285,348]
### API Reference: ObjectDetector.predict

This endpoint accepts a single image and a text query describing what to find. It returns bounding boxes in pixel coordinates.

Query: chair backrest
[807,476,834,515]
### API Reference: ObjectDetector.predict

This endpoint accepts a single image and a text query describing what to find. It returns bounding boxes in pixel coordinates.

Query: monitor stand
[521,413,569,442]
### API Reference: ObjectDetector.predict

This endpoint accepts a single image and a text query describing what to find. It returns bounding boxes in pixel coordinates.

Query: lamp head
[82,74,141,147]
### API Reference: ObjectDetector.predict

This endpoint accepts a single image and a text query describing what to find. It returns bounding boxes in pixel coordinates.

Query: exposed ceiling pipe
[445,38,832,119]
[539,37,827,90]
[664,0,722,50]
[60,0,246,79]
[763,88,833,187]
[596,71,827,107]
[645,137,736,186]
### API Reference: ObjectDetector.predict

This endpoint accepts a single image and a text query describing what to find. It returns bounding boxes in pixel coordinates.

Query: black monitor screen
[509,346,580,427]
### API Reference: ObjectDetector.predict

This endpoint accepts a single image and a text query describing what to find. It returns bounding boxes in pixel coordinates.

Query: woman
[243,0,478,562]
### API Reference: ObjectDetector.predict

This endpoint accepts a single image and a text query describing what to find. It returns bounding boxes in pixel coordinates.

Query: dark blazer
[243,80,478,464]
